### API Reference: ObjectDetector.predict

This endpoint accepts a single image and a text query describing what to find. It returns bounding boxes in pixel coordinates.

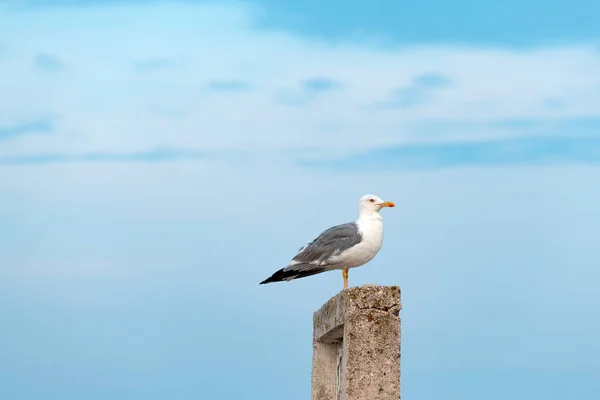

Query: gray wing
[283,222,362,272]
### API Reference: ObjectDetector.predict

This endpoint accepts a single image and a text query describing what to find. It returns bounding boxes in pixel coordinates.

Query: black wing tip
[259,266,326,285]
[259,268,289,285]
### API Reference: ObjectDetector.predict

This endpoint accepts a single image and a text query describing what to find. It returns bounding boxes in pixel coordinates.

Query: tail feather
[259,267,326,285]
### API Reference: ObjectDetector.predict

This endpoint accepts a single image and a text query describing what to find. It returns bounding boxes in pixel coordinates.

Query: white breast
[330,215,384,269]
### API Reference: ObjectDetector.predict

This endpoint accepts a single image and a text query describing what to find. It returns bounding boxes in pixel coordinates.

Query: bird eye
[369,198,375,203]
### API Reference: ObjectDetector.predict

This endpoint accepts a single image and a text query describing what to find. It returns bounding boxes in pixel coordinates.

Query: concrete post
[311,285,401,400]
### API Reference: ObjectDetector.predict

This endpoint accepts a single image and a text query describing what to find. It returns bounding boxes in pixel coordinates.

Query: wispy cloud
[0,119,53,140]
[34,53,64,72]
[302,77,343,94]
[376,72,451,108]
[298,136,600,170]
[6,134,599,169]
[0,148,208,165]
[413,72,451,88]
[134,57,172,72]
[206,79,251,91]
[544,98,565,111]
[278,77,344,106]
[1,3,600,161]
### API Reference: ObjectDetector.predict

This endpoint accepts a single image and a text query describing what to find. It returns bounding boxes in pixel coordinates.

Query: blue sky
[1,1,599,399]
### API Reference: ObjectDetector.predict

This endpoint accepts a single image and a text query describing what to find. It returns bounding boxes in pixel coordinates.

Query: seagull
[259,194,395,289]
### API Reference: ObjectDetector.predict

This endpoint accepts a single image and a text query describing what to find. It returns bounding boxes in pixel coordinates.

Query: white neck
[356,209,384,248]
[357,208,383,223]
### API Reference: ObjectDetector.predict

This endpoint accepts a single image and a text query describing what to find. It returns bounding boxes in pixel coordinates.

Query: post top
[313,284,401,343]
[344,284,401,311]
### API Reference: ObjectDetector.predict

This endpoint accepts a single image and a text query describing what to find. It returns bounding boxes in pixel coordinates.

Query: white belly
[329,217,384,269]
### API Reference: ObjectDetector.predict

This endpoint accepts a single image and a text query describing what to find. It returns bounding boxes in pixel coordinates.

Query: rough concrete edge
[313,285,401,342]
[346,285,402,315]
[313,289,348,342]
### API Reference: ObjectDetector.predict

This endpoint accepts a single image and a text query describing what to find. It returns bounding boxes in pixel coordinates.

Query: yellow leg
[342,268,349,289]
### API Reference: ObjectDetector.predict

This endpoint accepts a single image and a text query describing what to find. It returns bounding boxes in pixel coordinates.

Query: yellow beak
[379,201,395,208]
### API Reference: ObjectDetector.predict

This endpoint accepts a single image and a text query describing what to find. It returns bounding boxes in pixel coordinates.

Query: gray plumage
[288,222,363,270]
[259,222,363,284]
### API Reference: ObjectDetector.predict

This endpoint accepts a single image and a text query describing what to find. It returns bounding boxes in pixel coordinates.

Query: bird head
[359,194,395,214]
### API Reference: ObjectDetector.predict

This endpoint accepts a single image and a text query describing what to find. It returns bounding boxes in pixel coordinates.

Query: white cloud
[0,2,599,159]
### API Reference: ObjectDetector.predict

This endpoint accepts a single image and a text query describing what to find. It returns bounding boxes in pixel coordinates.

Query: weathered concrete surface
[311,285,402,400]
